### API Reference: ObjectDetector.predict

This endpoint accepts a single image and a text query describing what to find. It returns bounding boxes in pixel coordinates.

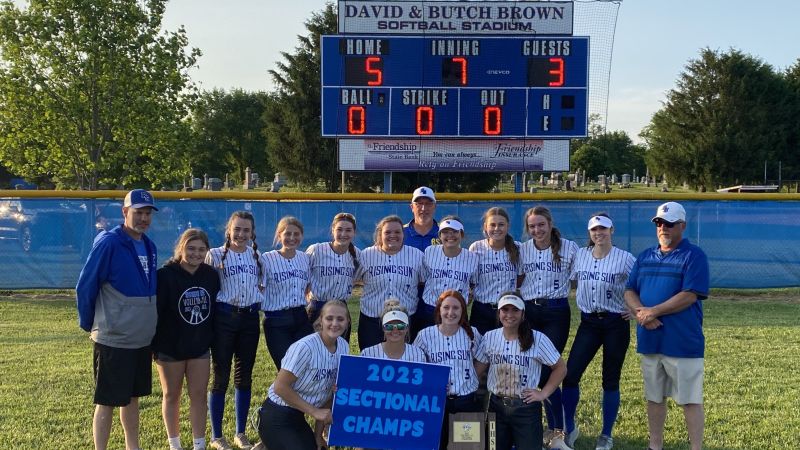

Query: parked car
[0,199,91,252]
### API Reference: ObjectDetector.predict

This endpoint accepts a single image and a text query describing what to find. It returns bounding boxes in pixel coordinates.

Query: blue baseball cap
[123,189,158,210]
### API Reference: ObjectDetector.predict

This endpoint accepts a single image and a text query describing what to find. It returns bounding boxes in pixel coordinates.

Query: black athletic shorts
[93,342,152,406]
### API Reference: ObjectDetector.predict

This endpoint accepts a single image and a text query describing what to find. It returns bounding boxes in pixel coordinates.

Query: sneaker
[595,434,614,450]
[233,433,253,450]
[565,427,580,447]
[548,430,574,450]
[210,437,233,450]
[251,442,266,450]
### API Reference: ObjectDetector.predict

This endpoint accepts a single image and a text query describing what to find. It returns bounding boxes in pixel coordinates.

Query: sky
[161,0,800,141]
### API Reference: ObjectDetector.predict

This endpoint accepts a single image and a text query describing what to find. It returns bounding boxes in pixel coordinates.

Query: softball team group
[153,187,638,450]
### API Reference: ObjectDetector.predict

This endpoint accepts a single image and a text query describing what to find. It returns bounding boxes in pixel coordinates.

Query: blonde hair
[381,297,407,318]
[482,207,520,266]
[274,216,304,248]
[312,300,350,332]
[381,297,410,342]
[172,228,210,263]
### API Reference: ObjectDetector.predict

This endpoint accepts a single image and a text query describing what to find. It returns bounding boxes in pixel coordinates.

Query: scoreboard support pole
[514,172,524,193]
[383,172,393,194]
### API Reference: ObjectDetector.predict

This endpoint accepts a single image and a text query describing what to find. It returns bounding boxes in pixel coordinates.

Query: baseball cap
[439,218,464,233]
[123,189,158,210]
[382,310,410,326]
[412,186,436,202]
[651,202,685,224]
[587,215,613,230]
[497,293,525,311]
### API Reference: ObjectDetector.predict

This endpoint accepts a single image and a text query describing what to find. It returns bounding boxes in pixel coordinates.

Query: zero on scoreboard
[321,35,589,138]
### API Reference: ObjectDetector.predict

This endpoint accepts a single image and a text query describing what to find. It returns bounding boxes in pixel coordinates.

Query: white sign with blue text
[329,355,450,449]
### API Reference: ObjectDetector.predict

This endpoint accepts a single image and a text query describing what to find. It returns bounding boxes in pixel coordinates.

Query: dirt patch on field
[0,290,75,301]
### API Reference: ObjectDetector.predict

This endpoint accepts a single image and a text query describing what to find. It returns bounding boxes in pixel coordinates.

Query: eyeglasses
[383,323,408,331]
[654,220,679,228]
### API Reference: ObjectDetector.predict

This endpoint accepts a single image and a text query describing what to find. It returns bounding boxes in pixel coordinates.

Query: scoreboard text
[321,35,589,138]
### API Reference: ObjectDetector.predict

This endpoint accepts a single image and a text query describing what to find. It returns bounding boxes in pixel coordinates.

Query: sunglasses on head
[654,219,678,228]
[383,323,408,331]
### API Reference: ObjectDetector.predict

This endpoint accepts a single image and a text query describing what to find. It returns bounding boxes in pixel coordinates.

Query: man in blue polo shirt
[403,186,440,252]
[404,186,440,340]
[624,201,709,450]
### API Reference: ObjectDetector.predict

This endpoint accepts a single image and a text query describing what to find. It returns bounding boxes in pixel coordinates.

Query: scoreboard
[321,35,589,138]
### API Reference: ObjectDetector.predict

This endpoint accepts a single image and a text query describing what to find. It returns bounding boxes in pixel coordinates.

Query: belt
[490,393,525,407]
[447,392,476,400]
[264,305,306,317]
[525,297,568,308]
[216,302,260,313]
[582,311,622,319]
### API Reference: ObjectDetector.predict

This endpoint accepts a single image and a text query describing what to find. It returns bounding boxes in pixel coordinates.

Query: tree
[570,131,646,179]
[190,89,271,185]
[264,3,338,191]
[641,48,790,189]
[782,59,800,182]
[0,0,200,189]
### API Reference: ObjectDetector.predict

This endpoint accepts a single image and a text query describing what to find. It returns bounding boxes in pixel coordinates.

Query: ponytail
[219,238,231,270]
[550,227,563,266]
[518,318,533,352]
[252,233,264,290]
[348,242,360,271]
[504,234,520,267]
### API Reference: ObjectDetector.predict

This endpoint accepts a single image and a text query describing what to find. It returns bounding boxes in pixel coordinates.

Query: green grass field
[1,291,798,449]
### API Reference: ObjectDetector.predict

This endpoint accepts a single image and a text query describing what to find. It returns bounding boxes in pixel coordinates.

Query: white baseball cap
[382,310,409,326]
[652,202,686,224]
[497,294,525,311]
[412,186,436,202]
[587,215,613,230]
[439,218,464,232]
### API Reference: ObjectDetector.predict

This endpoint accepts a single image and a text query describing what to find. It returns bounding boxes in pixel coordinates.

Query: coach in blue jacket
[624,202,709,450]
[76,189,158,450]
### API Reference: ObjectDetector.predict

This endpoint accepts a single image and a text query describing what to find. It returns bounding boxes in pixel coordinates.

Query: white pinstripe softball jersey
[267,332,349,408]
[475,328,560,397]
[355,245,424,317]
[306,242,360,301]
[205,246,265,307]
[519,238,579,300]
[261,250,310,311]
[468,239,522,304]
[421,246,479,307]
[570,246,635,314]
[414,325,482,395]
[360,342,427,363]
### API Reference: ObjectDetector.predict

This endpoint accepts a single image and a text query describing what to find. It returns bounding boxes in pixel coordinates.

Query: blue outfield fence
[0,196,798,289]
